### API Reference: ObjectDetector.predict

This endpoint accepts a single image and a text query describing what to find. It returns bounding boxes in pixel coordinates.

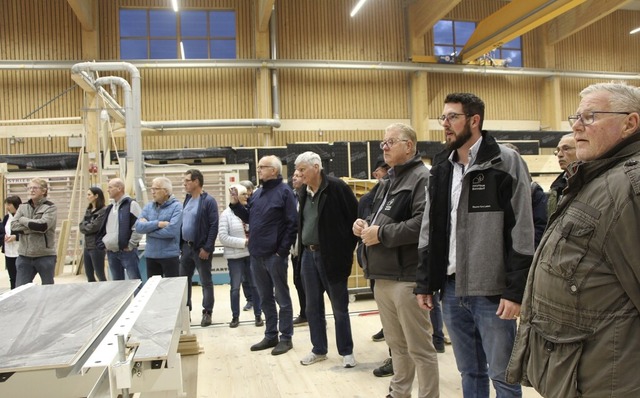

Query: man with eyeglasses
[11,178,58,286]
[96,178,143,282]
[230,156,297,356]
[179,169,219,327]
[547,133,577,217]
[353,123,439,398]
[508,82,640,397]
[415,93,534,398]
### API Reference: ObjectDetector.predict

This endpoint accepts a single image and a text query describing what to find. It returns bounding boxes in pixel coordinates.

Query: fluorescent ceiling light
[180,41,185,60]
[350,0,369,17]
[171,0,179,12]
[630,27,640,34]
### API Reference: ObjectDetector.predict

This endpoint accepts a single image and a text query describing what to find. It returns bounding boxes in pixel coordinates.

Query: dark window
[119,8,237,60]
[434,20,523,67]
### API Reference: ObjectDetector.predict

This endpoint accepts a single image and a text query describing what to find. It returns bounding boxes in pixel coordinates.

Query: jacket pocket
[538,203,599,279]
[526,315,593,397]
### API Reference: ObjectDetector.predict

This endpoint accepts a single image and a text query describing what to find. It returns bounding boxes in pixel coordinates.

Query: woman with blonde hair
[219,183,262,328]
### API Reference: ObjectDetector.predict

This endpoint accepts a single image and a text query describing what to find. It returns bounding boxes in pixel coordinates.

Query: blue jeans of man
[301,249,353,356]
[443,277,521,398]
[84,248,107,282]
[16,255,56,286]
[251,254,293,341]
[179,243,214,314]
[107,249,141,281]
[228,256,261,318]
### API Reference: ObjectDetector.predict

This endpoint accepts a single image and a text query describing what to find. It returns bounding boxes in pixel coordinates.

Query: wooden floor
[0,263,542,398]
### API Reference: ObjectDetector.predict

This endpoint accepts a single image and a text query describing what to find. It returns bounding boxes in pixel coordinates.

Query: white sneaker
[300,352,327,366]
[342,354,357,368]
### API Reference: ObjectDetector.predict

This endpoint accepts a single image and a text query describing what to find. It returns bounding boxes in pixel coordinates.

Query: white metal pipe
[141,119,281,129]
[1,59,638,80]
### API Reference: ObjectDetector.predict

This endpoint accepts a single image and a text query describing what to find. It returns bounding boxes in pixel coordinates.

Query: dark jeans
[5,256,17,289]
[147,256,180,278]
[443,278,521,398]
[292,254,306,318]
[179,243,214,314]
[251,254,293,341]
[107,249,141,281]
[84,248,107,282]
[228,256,261,318]
[301,249,353,356]
[16,255,56,286]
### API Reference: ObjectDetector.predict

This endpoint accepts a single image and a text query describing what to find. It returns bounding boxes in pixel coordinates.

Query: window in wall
[433,20,523,67]
[120,9,237,60]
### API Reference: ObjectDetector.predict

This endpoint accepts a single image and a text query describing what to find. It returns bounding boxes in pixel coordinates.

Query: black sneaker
[230,317,240,328]
[243,302,253,311]
[434,343,445,353]
[373,358,394,377]
[371,328,385,342]
[250,337,279,351]
[201,312,212,327]
[293,316,308,327]
[255,316,264,327]
[271,340,293,356]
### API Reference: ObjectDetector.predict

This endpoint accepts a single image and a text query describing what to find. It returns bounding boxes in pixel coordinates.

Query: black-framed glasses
[553,146,576,156]
[567,111,631,127]
[437,113,471,126]
[379,138,409,149]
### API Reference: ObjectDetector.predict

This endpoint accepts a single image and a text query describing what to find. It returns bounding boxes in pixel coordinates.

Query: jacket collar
[388,154,424,178]
[566,131,640,191]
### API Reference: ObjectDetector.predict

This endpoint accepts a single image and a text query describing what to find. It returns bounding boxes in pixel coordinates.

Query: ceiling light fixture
[171,0,179,12]
[350,0,369,17]
[630,27,640,34]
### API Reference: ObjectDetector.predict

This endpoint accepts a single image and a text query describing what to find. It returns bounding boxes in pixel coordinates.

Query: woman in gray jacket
[79,187,107,282]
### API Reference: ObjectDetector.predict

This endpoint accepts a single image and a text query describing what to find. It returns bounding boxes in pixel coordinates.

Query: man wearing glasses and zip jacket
[415,92,534,398]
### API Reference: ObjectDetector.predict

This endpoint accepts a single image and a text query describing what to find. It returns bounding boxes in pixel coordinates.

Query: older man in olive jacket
[507,82,640,397]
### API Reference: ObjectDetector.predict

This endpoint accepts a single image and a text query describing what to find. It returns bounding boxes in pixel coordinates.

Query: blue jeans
[179,243,214,313]
[251,254,293,341]
[16,255,56,286]
[107,249,141,281]
[301,249,353,356]
[84,248,106,282]
[228,256,261,318]
[443,278,521,398]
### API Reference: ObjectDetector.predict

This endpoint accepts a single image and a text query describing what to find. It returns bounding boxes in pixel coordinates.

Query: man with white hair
[97,177,143,281]
[508,82,640,397]
[135,176,183,278]
[231,155,298,356]
[294,151,359,368]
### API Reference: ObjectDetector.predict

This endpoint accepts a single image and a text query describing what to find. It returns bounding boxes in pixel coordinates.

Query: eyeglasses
[437,113,471,126]
[379,138,409,149]
[553,146,576,156]
[567,110,631,127]
[27,186,43,191]
[150,187,165,192]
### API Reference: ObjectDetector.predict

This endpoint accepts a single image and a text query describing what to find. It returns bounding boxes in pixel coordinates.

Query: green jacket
[507,133,640,397]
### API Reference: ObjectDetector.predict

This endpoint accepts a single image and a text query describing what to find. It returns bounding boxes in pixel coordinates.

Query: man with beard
[415,93,534,398]
[547,133,577,217]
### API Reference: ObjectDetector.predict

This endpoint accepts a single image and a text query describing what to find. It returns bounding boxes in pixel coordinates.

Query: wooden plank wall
[1,0,640,154]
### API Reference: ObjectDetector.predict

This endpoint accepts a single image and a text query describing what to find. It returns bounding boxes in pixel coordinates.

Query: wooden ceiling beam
[258,0,275,33]
[407,0,461,39]
[460,0,586,64]
[66,0,96,31]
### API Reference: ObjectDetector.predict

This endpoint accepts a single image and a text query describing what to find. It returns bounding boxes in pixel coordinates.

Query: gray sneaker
[373,358,393,377]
